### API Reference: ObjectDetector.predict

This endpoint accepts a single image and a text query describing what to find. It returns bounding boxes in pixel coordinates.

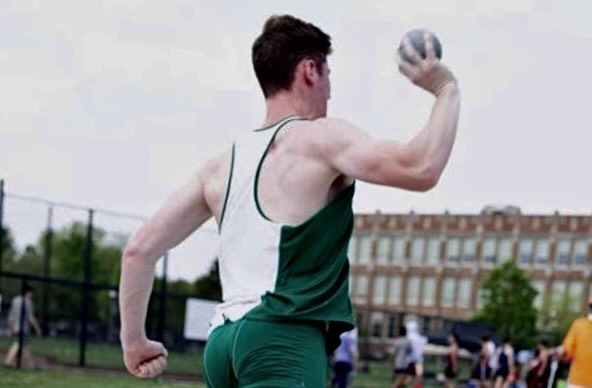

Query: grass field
[0,368,204,388]
[0,336,202,375]
[0,336,456,387]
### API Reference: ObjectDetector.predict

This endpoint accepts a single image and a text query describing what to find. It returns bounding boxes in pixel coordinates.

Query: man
[119,14,460,386]
[494,337,515,388]
[3,284,42,368]
[391,326,413,388]
[560,299,592,388]
[407,320,428,387]
[331,328,359,388]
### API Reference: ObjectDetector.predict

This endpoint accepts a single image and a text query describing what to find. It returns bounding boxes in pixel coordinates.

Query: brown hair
[252,15,332,98]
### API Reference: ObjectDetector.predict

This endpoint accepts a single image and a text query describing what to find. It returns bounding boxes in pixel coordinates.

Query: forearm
[119,254,158,347]
[408,83,461,176]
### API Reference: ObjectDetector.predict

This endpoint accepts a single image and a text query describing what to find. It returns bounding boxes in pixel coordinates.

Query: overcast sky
[2,0,592,280]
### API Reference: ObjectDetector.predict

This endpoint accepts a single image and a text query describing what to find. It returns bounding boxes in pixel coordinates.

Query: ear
[301,59,318,87]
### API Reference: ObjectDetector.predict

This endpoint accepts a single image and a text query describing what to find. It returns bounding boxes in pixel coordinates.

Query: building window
[477,288,488,309]
[498,238,513,263]
[535,239,550,267]
[387,315,399,338]
[354,274,368,303]
[422,277,436,307]
[347,236,358,263]
[370,312,384,338]
[482,238,497,266]
[463,237,476,264]
[441,277,456,307]
[392,236,406,265]
[552,280,567,305]
[447,238,461,263]
[519,239,534,267]
[457,278,473,308]
[411,237,425,265]
[568,282,583,311]
[406,276,421,306]
[426,237,441,266]
[358,235,372,265]
[531,280,545,309]
[373,275,387,305]
[388,276,402,306]
[376,235,392,265]
[573,239,588,267]
[555,239,571,267]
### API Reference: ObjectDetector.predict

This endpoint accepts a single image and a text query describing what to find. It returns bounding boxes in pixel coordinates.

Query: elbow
[412,163,441,192]
[122,241,147,263]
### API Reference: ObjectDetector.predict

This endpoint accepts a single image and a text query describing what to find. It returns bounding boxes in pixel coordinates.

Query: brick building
[348,207,592,344]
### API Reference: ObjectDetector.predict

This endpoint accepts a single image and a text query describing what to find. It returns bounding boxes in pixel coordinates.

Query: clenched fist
[122,338,168,379]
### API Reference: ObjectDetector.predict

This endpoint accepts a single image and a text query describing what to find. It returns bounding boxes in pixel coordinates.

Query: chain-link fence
[0,179,217,379]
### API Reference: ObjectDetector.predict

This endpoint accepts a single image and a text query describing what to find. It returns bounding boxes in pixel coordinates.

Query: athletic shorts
[203,318,328,387]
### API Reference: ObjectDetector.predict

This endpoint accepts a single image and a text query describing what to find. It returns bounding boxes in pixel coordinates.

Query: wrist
[120,331,147,349]
[434,81,459,97]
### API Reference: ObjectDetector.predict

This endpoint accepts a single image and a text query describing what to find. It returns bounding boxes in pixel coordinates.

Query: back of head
[252,15,332,98]
[22,284,34,296]
[399,326,407,337]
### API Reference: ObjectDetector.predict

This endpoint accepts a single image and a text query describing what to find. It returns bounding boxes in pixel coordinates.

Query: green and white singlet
[204,116,355,386]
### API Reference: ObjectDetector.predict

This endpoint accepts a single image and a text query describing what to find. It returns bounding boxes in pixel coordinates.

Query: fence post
[157,252,169,343]
[0,179,5,292]
[41,205,53,336]
[79,209,94,367]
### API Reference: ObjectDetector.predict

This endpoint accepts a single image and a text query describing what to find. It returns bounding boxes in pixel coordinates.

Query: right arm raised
[317,34,460,191]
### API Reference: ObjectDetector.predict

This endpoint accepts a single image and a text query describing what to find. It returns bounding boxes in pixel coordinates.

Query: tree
[539,292,582,345]
[48,222,125,322]
[0,226,17,266]
[474,261,538,348]
[193,260,222,302]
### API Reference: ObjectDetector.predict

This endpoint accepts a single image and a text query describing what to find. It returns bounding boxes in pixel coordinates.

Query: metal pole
[0,179,5,293]
[79,209,93,367]
[157,252,168,343]
[41,206,53,336]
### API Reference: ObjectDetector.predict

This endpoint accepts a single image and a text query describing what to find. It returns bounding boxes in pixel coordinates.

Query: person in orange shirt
[561,299,592,388]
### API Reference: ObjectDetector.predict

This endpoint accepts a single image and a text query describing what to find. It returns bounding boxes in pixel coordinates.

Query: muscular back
[202,119,352,227]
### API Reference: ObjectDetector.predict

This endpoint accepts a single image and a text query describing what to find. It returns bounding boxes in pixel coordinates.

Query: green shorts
[203,318,328,387]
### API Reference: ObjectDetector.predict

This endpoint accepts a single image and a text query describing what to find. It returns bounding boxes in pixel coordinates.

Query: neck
[588,313,592,321]
[263,91,316,127]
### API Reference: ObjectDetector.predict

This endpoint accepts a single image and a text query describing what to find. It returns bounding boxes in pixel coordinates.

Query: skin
[446,335,459,388]
[119,32,461,379]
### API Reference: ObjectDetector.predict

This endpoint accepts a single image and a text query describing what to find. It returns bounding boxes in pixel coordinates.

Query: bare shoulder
[198,146,233,183]
[287,118,368,155]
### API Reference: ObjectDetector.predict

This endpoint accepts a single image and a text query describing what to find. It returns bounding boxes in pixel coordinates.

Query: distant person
[472,335,494,388]
[392,326,413,388]
[331,328,359,388]
[494,337,515,388]
[3,285,42,368]
[526,341,550,388]
[407,321,427,386]
[560,299,592,388]
[444,333,460,388]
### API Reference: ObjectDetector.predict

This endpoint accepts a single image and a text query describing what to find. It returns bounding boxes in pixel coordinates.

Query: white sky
[2,0,592,280]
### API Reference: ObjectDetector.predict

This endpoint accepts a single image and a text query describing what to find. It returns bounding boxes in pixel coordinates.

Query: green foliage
[192,260,222,302]
[0,226,17,265]
[474,261,538,348]
[538,292,582,345]
[47,222,124,321]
